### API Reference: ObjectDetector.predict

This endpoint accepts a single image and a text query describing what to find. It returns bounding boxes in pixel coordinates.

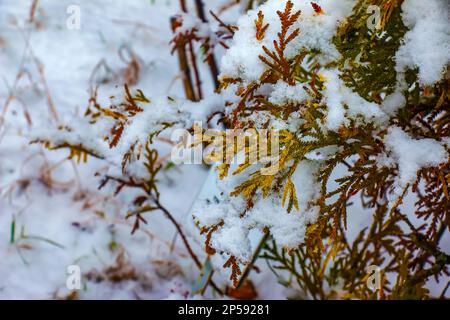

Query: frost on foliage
[189,0,449,282]
[382,127,448,188]
[33,93,223,162]
[192,161,321,263]
[396,0,450,85]
[221,0,449,132]
[200,0,449,267]
[381,89,407,116]
[221,0,355,82]
[321,69,387,130]
[30,112,113,158]
[29,0,449,295]
[172,12,218,56]
[174,13,211,38]
[117,95,223,152]
[268,81,311,105]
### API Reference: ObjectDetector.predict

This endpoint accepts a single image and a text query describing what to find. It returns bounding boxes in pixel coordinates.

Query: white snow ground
[0,0,447,300]
[0,0,222,300]
[0,0,287,300]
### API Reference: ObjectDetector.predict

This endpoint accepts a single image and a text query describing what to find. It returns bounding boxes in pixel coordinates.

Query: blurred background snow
[0,0,223,299]
[0,0,447,300]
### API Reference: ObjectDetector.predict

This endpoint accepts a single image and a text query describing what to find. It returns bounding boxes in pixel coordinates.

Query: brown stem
[439,281,450,299]
[194,0,207,22]
[154,198,201,268]
[193,0,220,89]
[101,174,224,295]
[236,231,269,289]
[188,41,203,100]
[29,0,39,23]
[154,198,224,295]
[206,54,220,90]
[179,0,187,12]
[171,18,196,101]
[209,10,235,36]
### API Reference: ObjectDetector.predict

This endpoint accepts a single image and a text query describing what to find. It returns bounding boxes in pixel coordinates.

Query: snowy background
[0,0,448,300]
[0,0,250,299]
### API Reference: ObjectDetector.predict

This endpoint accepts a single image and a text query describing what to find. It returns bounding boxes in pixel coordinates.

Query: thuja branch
[192,0,220,89]
[171,17,197,101]
[235,231,270,289]
[151,200,225,295]
[100,174,224,295]
[154,198,202,268]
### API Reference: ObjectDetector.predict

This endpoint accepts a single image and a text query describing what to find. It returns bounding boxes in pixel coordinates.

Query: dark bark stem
[154,199,224,295]
[194,0,207,22]
[154,199,202,268]
[171,18,196,101]
[188,41,203,100]
[193,0,220,89]
[179,0,187,12]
